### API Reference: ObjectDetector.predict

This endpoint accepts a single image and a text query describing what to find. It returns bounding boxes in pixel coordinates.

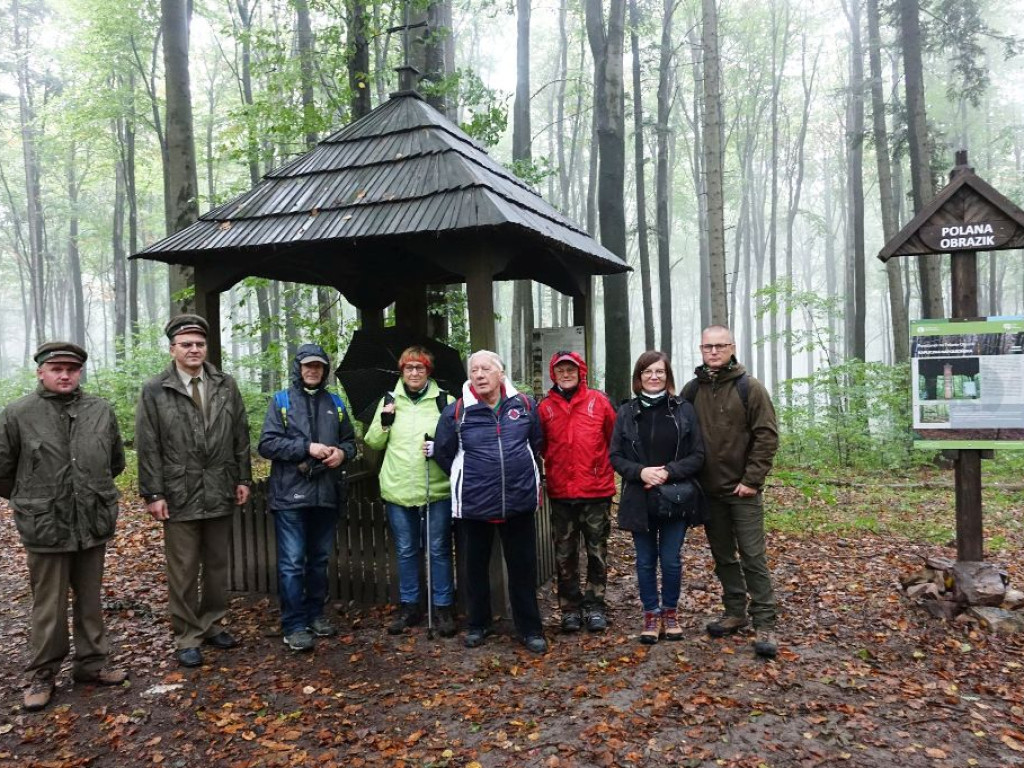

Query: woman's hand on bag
[640,466,669,487]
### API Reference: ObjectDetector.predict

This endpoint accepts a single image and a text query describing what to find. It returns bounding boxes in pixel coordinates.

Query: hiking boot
[283,629,315,652]
[585,608,608,633]
[522,634,548,654]
[463,626,495,648]
[175,647,203,668]
[308,617,337,637]
[662,608,683,641]
[561,611,583,633]
[73,667,128,685]
[706,614,749,638]
[754,629,778,659]
[435,606,457,638]
[387,602,423,635]
[23,670,55,712]
[639,611,661,645]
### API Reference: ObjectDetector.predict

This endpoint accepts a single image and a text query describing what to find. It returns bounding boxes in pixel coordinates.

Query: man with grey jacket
[136,315,252,668]
[0,342,128,711]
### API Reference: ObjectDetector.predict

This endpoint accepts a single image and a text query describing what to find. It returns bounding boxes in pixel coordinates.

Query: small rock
[919,600,963,620]
[906,583,941,600]
[1003,589,1024,610]
[926,555,955,571]
[900,568,934,589]
[967,607,1024,635]
[952,561,1007,607]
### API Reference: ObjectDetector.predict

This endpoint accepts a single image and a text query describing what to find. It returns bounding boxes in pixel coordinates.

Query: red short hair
[398,346,434,375]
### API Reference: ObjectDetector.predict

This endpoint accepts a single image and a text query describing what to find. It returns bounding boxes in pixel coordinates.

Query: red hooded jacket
[537,351,618,500]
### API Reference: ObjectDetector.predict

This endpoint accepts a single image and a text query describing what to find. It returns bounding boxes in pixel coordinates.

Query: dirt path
[2,493,1024,768]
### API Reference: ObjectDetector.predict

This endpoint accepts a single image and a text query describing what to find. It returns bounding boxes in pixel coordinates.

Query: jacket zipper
[494,408,507,518]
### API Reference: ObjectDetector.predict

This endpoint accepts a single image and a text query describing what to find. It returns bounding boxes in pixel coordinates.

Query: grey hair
[468,349,505,372]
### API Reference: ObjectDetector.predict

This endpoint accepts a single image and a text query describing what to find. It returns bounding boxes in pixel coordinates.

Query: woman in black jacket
[610,351,704,644]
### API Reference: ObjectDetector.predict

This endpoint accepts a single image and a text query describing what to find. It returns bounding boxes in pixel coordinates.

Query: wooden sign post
[878,150,1024,562]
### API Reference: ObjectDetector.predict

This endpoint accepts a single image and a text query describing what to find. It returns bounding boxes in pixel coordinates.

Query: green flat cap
[34,341,88,366]
[165,314,210,340]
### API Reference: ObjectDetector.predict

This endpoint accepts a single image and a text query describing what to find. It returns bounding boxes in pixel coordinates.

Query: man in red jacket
[538,351,618,632]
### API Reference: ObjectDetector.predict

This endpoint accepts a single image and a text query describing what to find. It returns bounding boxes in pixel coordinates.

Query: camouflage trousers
[549,499,611,613]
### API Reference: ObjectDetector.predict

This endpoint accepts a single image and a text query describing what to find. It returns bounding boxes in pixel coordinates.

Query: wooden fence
[228,460,556,607]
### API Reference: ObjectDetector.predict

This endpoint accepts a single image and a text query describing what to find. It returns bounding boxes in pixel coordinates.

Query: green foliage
[419,68,509,147]
[429,288,471,358]
[508,156,557,188]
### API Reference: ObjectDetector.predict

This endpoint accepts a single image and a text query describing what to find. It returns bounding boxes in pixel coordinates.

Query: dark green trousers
[163,516,232,649]
[550,499,611,612]
[705,493,777,628]
[26,544,109,677]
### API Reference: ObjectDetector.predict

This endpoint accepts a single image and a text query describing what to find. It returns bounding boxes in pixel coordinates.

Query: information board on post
[531,326,586,398]
[911,316,1024,449]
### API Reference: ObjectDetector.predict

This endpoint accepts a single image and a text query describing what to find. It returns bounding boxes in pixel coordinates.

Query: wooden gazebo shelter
[134,87,629,365]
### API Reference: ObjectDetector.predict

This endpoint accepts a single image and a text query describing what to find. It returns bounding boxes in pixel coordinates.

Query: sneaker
[434,606,457,638]
[706,614,749,638]
[585,608,609,633]
[308,617,337,637]
[463,626,495,648]
[639,611,660,645]
[522,634,548,654]
[754,629,778,659]
[560,612,583,633]
[662,608,683,641]
[283,629,315,652]
[23,670,55,712]
[73,667,128,685]
[387,602,423,635]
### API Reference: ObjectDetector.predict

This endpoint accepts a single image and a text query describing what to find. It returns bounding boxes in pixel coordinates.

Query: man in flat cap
[135,315,252,668]
[0,342,127,711]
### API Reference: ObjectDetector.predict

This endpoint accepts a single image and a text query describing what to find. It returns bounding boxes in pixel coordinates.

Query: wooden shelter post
[465,258,497,351]
[194,264,231,369]
[951,250,983,560]
[573,280,594,385]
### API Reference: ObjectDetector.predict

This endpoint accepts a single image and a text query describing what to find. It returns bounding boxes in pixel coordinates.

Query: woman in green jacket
[364,346,456,636]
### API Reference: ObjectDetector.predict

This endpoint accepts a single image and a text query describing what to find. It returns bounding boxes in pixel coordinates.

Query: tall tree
[844,0,866,361]
[511,0,534,382]
[899,0,943,318]
[161,0,200,310]
[701,0,727,325]
[585,0,631,400]
[654,0,676,353]
[629,0,655,350]
[866,0,909,361]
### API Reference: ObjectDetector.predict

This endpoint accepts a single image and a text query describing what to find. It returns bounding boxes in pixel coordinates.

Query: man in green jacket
[687,325,780,658]
[0,342,128,711]
[135,315,252,668]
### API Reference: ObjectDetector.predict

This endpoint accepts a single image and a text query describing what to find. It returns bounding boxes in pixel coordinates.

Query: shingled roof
[137,91,628,308]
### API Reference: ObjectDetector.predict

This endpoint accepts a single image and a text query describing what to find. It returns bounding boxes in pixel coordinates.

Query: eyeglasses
[174,341,207,349]
[403,364,427,372]
[700,343,733,352]
[641,368,667,379]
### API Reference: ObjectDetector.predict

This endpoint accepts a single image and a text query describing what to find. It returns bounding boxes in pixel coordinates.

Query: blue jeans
[275,507,339,634]
[386,501,454,607]
[632,518,687,612]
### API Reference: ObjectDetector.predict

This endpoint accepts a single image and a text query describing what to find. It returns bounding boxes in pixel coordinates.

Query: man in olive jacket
[135,315,252,668]
[0,342,128,711]
[686,325,780,659]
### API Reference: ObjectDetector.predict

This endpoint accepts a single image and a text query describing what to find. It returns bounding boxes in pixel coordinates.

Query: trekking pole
[425,434,435,640]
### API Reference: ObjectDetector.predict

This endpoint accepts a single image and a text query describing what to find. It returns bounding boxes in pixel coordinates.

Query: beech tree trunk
[629,0,655,351]
[900,0,943,319]
[585,0,631,400]
[701,0,728,325]
[867,0,909,361]
[655,0,676,354]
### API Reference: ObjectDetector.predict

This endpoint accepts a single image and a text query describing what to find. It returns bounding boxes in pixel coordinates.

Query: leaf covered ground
[2,467,1024,768]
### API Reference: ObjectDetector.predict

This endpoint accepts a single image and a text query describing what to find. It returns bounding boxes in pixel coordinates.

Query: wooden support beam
[950,250,983,561]
[394,284,428,335]
[465,258,496,351]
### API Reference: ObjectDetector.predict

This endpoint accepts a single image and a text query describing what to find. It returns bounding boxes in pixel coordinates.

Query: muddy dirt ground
[2,488,1023,768]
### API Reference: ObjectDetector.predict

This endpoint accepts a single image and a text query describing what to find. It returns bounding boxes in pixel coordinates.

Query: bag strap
[683,373,748,411]
[275,389,347,428]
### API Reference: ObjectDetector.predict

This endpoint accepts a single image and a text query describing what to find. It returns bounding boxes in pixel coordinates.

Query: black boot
[435,606,457,638]
[387,602,423,635]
